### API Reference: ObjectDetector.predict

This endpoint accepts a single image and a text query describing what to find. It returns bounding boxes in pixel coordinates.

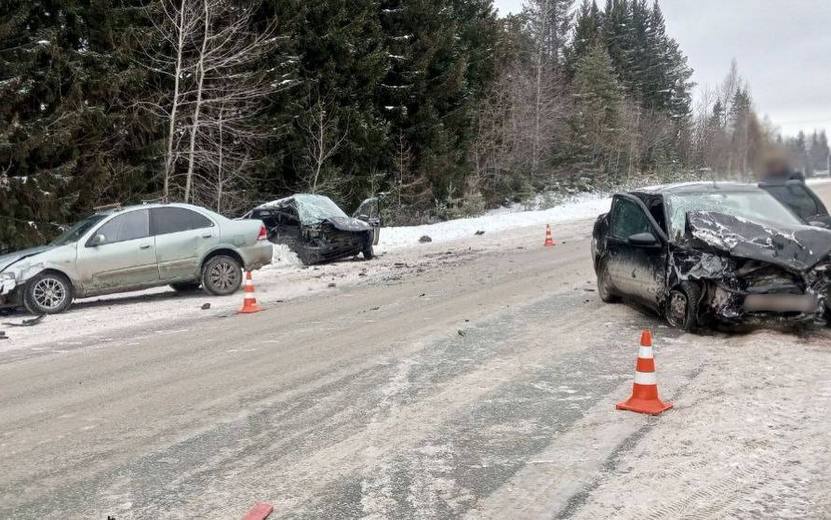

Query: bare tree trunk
[215,106,225,213]
[162,0,190,201]
[531,0,549,176]
[184,0,210,203]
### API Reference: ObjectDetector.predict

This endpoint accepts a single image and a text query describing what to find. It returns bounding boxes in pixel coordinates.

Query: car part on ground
[592,182,831,331]
[245,194,381,266]
[0,203,272,314]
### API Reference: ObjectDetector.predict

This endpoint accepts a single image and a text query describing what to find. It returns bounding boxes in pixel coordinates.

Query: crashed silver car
[0,203,272,315]
[244,194,381,265]
[592,182,831,331]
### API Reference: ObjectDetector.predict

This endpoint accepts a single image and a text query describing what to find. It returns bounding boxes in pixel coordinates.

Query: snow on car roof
[633,182,762,195]
[255,193,336,209]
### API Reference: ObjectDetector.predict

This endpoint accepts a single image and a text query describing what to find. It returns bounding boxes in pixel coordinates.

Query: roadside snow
[378,193,610,251]
[806,177,831,187]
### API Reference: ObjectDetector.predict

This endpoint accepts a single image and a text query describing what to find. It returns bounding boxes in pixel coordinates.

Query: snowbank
[807,177,831,187]
[378,193,610,251]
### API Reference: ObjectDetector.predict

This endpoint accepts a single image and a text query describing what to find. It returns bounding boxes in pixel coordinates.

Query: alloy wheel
[209,261,240,292]
[32,278,67,311]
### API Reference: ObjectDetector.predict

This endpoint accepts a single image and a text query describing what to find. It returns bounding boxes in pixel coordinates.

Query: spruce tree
[0,1,155,250]
[565,0,602,77]
[571,42,624,170]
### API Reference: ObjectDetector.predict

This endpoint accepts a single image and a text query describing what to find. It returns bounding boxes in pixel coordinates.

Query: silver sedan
[0,203,272,314]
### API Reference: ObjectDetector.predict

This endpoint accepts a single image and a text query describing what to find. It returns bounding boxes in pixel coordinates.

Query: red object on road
[544,224,556,247]
[241,502,274,520]
[616,329,672,415]
[239,271,263,314]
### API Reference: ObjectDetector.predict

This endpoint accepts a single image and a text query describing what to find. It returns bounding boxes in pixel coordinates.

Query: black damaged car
[592,182,831,331]
[244,194,381,265]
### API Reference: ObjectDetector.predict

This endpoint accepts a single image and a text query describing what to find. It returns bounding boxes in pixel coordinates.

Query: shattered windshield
[50,214,108,246]
[666,191,803,241]
[295,194,348,225]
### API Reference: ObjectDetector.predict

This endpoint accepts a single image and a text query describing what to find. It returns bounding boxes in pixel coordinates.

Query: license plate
[743,293,819,313]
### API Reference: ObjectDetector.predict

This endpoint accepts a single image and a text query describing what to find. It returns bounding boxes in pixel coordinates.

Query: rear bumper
[239,242,273,271]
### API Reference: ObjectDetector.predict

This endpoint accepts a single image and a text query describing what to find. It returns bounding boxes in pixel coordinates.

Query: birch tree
[143,0,287,206]
[298,97,348,194]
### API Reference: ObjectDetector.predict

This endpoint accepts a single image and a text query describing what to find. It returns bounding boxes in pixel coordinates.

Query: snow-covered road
[0,193,611,354]
[1,183,830,519]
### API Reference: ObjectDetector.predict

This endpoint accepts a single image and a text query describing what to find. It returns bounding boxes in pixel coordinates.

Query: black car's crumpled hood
[324,216,372,233]
[686,211,831,271]
[0,246,51,272]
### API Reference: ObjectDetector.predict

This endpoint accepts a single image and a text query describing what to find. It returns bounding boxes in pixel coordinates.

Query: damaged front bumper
[673,249,831,327]
[709,285,826,325]
[0,276,19,309]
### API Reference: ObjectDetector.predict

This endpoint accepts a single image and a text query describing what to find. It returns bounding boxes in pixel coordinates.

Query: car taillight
[257,225,268,241]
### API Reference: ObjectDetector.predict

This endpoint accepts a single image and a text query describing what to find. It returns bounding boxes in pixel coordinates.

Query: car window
[293,195,348,224]
[666,190,803,240]
[611,198,653,239]
[253,210,279,229]
[763,184,821,221]
[151,207,214,235]
[94,210,150,245]
[51,214,108,246]
[278,208,300,226]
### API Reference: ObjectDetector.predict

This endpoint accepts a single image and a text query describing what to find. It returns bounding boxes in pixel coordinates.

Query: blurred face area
[764,157,790,178]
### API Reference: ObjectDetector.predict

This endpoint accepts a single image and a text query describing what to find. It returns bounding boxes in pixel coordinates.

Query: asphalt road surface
[2,185,831,519]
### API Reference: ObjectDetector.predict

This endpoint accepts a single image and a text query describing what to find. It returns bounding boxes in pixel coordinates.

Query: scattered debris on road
[475,230,486,236]
[419,235,433,243]
[2,314,45,327]
[201,303,212,310]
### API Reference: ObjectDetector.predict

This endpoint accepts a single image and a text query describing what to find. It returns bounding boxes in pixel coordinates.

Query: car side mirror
[628,232,659,247]
[89,234,107,247]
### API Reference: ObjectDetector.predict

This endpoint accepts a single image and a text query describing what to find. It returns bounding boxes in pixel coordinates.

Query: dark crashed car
[592,182,831,331]
[244,194,381,265]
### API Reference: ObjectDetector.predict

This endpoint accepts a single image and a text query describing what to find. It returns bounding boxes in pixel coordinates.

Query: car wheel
[202,255,243,296]
[24,272,73,315]
[665,284,700,332]
[170,281,201,292]
[597,261,619,303]
[362,238,374,260]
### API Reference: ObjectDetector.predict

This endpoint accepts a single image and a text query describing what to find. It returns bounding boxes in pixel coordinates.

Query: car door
[353,197,382,245]
[606,195,668,310]
[77,209,158,293]
[271,204,303,249]
[151,207,218,282]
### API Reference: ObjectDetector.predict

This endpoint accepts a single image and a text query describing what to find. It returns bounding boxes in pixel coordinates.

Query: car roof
[254,193,335,210]
[93,202,209,217]
[630,181,764,196]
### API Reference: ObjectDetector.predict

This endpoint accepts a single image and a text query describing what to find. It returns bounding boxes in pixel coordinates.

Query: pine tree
[571,42,624,170]
[565,0,602,77]
[379,0,497,212]
[0,0,155,250]
[808,130,829,174]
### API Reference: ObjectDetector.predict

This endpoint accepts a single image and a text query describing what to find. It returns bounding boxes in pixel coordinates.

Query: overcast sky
[493,0,831,136]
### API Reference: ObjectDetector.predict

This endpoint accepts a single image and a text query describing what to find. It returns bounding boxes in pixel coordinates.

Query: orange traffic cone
[616,330,672,415]
[239,271,263,314]
[544,224,556,247]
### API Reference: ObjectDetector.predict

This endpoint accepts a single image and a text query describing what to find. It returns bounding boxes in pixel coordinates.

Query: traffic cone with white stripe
[544,224,556,247]
[239,271,262,314]
[616,330,672,415]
